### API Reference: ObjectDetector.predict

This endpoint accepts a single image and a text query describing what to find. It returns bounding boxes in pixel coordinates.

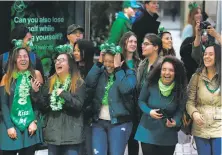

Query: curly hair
[147,55,187,102]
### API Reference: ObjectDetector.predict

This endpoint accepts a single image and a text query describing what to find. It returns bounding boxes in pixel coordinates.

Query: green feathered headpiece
[11,39,34,50]
[55,44,73,55]
[188,2,199,11]
[100,42,122,54]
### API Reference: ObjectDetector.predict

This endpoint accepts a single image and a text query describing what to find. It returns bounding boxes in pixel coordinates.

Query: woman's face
[141,38,157,57]
[194,8,202,21]
[73,44,81,62]
[161,62,175,85]
[104,54,114,74]
[126,35,137,53]
[204,46,215,68]
[55,54,69,75]
[16,49,30,71]
[162,33,173,50]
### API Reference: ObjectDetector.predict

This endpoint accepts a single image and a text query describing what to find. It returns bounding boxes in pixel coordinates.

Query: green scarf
[102,74,114,105]
[158,78,175,97]
[10,71,35,131]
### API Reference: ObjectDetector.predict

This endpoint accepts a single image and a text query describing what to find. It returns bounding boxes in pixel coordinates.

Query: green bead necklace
[204,80,219,93]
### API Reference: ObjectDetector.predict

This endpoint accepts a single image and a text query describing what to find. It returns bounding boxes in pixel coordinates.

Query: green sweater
[108,12,132,45]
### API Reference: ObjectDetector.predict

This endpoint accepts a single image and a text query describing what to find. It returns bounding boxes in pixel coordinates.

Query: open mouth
[106,67,112,70]
[56,66,63,71]
[163,76,171,81]
[20,61,27,66]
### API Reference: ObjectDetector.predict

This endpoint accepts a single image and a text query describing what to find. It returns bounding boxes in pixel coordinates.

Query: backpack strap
[29,52,36,68]
[2,52,9,74]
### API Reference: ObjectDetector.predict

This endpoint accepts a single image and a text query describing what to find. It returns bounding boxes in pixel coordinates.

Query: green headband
[100,42,122,54]
[55,44,73,55]
[11,39,33,50]
[188,2,198,11]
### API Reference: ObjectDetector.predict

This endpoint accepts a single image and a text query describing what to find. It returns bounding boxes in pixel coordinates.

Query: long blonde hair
[187,7,201,37]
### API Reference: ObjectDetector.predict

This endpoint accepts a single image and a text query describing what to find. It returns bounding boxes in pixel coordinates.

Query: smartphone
[28,75,33,80]
[157,109,173,123]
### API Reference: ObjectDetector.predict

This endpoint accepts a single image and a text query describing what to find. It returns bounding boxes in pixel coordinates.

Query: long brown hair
[49,53,83,94]
[3,47,35,94]
[187,7,201,37]
[119,31,140,69]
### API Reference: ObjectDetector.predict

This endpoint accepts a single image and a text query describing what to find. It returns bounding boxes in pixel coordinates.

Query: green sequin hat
[100,42,122,55]
[55,44,73,55]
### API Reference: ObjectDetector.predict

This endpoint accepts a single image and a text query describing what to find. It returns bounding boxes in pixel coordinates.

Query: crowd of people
[0,0,221,155]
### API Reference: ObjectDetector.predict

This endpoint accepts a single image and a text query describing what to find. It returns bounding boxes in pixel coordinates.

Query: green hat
[100,42,122,55]
[188,2,199,11]
[122,0,140,9]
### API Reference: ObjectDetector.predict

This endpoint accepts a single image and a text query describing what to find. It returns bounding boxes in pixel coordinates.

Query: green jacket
[108,12,132,45]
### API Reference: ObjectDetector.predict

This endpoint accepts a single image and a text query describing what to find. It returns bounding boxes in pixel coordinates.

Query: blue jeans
[194,136,222,155]
[92,120,132,155]
[48,144,80,155]
[79,124,93,155]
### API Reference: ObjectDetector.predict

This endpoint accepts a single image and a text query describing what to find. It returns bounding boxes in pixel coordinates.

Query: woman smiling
[135,56,187,155]
[31,52,86,155]
[85,43,136,155]
[0,47,43,155]
[186,44,221,155]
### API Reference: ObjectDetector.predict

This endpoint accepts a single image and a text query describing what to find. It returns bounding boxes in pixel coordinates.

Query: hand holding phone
[157,109,173,123]
[30,78,41,92]
[150,109,163,120]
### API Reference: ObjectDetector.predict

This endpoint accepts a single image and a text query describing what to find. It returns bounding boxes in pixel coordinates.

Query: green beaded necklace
[204,80,219,93]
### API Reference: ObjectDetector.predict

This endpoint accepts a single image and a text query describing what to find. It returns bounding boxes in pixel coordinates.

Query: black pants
[127,120,139,155]
[2,145,36,155]
[141,143,175,155]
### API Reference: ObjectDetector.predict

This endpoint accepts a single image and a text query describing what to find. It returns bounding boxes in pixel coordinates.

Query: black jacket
[180,37,199,81]
[132,9,160,59]
[32,80,86,145]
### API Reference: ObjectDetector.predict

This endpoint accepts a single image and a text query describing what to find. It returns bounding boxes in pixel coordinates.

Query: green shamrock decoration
[55,44,73,55]
[100,42,122,54]
[158,26,168,34]
[11,39,34,50]
[188,2,198,11]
